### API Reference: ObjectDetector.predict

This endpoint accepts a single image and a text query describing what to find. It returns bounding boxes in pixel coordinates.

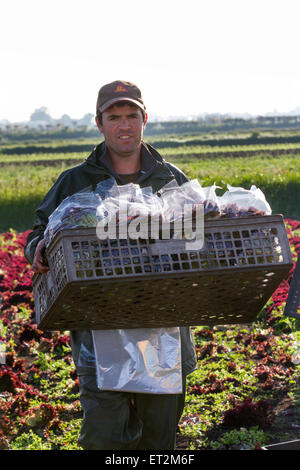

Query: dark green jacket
[24,141,197,376]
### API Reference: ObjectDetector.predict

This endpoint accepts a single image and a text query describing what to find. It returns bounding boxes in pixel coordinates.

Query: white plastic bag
[92,327,182,394]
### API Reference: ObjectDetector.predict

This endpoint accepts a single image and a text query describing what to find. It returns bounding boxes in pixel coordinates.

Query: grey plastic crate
[32,215,293,331]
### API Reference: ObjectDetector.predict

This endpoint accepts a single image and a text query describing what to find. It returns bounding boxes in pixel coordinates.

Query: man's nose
[119,117,131,129]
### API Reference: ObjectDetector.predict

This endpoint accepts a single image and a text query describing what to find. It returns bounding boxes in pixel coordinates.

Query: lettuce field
[1,132,300,450]
[0,221,300,450]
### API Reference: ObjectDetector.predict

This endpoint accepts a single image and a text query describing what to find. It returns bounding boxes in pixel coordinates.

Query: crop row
[2,142,300,164]
[2,131,300,155]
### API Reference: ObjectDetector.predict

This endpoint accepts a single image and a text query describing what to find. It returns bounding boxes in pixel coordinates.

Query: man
[24,80,197,450]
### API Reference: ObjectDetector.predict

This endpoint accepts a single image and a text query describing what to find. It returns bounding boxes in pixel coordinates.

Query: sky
[1,0,300,122]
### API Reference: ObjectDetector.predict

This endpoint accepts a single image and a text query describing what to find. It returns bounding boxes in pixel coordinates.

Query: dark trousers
[77,374,186,450]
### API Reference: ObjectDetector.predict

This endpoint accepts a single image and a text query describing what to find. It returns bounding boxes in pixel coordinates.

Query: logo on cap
[114,85,128,93]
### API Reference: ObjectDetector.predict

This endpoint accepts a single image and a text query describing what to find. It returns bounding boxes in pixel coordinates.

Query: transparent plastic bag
[94,182,164,239]
[141,186,163,218]
[202,183,221,218]
[43,179,157,246]
[219,184,272,218]
[44,191,102,247]
[160,180,221,221]
[160,179,200,223]
[180,179,206,219]
[44,178,223,247]
[94,177,120,200]
[44,178,122,246]
[119,183,149,220]
[103,183,161,232]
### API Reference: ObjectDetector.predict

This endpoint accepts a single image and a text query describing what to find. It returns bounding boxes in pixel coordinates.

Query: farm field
[1,132,300,232]
[0,130,300,450]
[1,221,300,451]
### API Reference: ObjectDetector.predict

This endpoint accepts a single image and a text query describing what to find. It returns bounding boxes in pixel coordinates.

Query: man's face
[96,103,147,158]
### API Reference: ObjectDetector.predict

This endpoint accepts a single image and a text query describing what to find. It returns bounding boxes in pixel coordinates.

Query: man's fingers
[32,239,49,273]
[32,260,49,273]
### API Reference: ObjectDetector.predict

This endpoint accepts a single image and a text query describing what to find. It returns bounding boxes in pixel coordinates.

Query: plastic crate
[33,215,293,331]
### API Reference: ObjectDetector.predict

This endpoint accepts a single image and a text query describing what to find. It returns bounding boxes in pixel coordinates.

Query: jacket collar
[84,141,174,184]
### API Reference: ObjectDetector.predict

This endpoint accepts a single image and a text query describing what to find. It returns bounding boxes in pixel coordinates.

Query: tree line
[1,114,300,144]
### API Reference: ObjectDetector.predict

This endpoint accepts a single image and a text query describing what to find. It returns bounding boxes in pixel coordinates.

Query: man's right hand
[32,239,49,274]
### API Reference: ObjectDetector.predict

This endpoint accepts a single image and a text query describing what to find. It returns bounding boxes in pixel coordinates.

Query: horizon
[1,0,300,123]
[1,105,300,127]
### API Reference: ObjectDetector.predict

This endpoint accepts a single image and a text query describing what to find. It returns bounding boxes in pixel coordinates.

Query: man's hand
[32,239,49,274]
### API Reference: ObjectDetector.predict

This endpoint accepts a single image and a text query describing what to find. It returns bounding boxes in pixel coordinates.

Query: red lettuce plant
[222,397,275,429]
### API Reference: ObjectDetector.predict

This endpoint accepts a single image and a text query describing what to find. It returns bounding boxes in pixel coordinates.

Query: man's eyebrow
[107,111,140,118]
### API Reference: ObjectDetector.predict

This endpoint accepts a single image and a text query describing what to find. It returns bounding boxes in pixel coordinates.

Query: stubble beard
[107,135,143,160]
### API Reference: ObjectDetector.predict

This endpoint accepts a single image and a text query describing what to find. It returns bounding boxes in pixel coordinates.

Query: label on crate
[150,238,205,256]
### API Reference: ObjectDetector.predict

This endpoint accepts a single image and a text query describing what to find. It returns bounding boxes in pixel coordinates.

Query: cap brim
[99,97,145,113]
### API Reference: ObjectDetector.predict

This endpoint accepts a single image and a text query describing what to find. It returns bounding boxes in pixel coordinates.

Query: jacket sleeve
[24,170,71,264]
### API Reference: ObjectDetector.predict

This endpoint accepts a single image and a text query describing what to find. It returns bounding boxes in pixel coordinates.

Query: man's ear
[143,112,148,127]
[95,115,103,134]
